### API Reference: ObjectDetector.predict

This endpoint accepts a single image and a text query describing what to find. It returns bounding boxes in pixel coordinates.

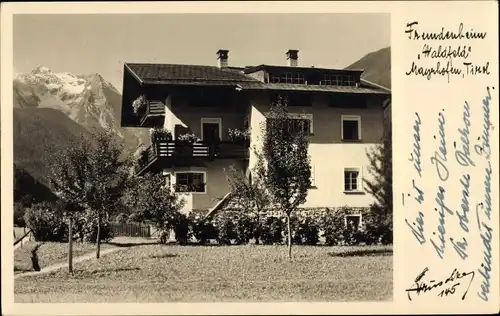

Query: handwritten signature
[406,267,475,300]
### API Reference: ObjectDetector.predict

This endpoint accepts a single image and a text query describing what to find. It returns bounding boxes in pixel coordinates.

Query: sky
[13,14,390,91]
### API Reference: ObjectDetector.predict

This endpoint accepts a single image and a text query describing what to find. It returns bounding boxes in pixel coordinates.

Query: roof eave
[242,87,390,95]
[244,64,366,75]
[142,81,240,87]
[124,63,144,85]
[360,78,391,92]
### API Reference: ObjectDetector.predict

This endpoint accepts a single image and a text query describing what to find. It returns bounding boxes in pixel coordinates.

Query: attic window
[344,76,356,87]
[321,74,342,86]
[271,72,305,84]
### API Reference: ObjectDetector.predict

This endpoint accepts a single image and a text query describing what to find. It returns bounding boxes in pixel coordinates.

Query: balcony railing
[135,141,249,175]
[139,100,166,126]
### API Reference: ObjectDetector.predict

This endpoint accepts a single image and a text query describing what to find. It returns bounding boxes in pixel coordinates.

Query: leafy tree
[257,97,311,259]
[50,129,131,261]
[223,161,271,244]
[123,173,185,242]
[363,102,393,244]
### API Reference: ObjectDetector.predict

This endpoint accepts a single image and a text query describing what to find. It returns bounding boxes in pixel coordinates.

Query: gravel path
[14,237,158,279]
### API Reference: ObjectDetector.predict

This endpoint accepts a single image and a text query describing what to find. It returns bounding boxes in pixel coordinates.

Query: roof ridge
[140,77,258,82]
[127,62,221,68]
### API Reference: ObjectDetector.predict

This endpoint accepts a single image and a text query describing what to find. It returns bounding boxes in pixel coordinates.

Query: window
[296,73,305,84]
[344,214,362,230]
[310,165,316,188]
[343,76,356,87]
[165,174,171,188]
[344,168,361,192]
[270,72,305,84]
[341,115,361,141]
[201,118,222,143]
[321,74,342,86]
[175,172,206,193]
[266,113,314,135]
[285,118,310,135]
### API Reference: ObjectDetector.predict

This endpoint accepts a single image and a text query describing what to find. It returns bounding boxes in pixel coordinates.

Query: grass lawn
[14,241,113,274]
[14,244,392,302]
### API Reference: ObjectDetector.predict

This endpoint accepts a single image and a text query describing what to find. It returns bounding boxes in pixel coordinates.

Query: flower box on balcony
[150,128,173,143]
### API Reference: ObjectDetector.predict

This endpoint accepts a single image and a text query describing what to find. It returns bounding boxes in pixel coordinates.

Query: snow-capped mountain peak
[13,67,147,151]
[31,65,52,75]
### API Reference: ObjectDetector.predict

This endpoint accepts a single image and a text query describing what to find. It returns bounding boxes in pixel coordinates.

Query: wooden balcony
[135,141,249,175]
[139,101,165,127]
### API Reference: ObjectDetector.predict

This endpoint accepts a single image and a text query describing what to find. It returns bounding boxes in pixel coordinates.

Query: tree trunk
[96,213,101,259]
[287,214,292,260]
[255,214,260,245]
[68,217,73,273]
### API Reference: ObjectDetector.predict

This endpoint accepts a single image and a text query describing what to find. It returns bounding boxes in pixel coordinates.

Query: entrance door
[202,119,221,144]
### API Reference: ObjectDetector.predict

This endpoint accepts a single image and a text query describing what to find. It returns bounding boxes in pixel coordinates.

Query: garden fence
[111,223,151,238]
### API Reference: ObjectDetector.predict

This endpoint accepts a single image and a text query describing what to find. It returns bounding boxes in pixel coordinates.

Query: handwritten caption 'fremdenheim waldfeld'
[405,21,489,82]
[404,21,494,302]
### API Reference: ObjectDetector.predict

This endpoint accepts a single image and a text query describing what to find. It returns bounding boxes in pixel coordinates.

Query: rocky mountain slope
[13,67,149,203]
[347,46,391,89]
[13,107,93,201]
[14,66,148,151]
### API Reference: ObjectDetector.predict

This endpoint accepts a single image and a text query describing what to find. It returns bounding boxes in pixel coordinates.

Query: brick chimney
[286,49,299,67]
[217,49,229,68]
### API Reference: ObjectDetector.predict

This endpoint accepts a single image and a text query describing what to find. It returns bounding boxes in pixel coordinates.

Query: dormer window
[344,76,356,87]
[270,72,306,84]
[296,73,305,84]
[321,74,342,86]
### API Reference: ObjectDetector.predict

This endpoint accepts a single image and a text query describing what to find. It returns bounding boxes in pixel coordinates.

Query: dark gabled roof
[243,64,365,75]
[125,63,259,85]
[123,62,390,95]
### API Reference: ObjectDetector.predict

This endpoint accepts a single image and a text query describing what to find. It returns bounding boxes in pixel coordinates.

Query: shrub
[72,210,114,243]
[260,216,284,245]
[342,219,363,246]
[188,214,217,244]
[213,211,237,245]
[212,210,256,245]
[127,212,143,223]
[14,203,27,227]
[23,202,67,242]
[173,213,190,245]
[318,209,345,246]
[115,213,129,224]
[293,215,320,245]
[363,204,393,245]
[233,213,255,245]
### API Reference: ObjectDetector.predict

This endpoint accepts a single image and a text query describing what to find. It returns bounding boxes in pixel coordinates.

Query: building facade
[120,49,391,220]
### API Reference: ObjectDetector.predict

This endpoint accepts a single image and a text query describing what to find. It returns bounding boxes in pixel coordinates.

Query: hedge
[23,202,114,243]
[173,206,392,246]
